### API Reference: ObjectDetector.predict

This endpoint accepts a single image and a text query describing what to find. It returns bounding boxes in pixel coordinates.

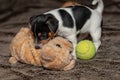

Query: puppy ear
[29,14,59,34]
[46,15,59,33]
[29,15,37,25]
[29,14,46,30]
[29,14,50,26]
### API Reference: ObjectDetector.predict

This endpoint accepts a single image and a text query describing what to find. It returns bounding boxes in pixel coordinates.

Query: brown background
[0,0,120,80]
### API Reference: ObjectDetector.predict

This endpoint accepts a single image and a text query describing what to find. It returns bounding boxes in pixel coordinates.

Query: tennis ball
[76,40,96,60]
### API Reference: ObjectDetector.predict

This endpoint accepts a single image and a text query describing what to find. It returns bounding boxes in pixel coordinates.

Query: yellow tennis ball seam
[76,41,91,54]
[76,40,96,60]
[78,41,90,55]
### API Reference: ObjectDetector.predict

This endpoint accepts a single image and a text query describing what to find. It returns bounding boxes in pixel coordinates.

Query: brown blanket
[0,0,120,80]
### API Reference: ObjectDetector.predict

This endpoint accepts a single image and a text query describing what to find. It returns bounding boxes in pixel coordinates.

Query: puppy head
[29,14,58,49]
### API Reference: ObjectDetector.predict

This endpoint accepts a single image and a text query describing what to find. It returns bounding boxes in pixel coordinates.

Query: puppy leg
[66,34,77,59]
[90,27,101,51]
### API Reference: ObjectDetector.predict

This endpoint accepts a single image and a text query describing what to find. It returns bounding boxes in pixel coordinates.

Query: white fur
[45,0,104,59]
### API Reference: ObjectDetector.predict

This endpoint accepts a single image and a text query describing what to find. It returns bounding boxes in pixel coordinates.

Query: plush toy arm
[63,60,75,71]
[9,57,18,64]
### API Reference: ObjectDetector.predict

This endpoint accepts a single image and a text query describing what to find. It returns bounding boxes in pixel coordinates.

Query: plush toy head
[9,28,75,70]
[41,37,75,71]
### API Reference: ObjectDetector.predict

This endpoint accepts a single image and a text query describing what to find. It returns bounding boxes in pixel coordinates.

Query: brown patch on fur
[62,1,80,8]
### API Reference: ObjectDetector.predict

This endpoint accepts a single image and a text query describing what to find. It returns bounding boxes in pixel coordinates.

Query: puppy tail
[92,0,104,14]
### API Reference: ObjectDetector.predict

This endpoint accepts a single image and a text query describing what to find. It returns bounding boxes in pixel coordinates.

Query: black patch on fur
[58,9,74,28]
[30,14,50,42]
[29,14,58,45]
[101,19,103,32]
[101,19,103,27]
[71,6,91,31]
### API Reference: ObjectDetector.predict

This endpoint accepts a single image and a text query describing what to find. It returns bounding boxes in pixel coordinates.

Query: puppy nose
[35,45,41,49]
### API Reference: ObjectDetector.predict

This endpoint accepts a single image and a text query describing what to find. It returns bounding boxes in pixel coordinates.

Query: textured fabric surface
[0,0,120,80]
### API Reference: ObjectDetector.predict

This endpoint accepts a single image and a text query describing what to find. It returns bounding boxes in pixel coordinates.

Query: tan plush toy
[62,1,80,8]
[41,37,75,71]
[9,28,42,66]
[9,28,75,70]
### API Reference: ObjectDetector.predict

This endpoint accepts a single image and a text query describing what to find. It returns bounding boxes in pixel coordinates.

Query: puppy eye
[56,44,62,48]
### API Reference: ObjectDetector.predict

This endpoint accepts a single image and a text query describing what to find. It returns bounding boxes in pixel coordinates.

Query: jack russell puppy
[29,0,104,59]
